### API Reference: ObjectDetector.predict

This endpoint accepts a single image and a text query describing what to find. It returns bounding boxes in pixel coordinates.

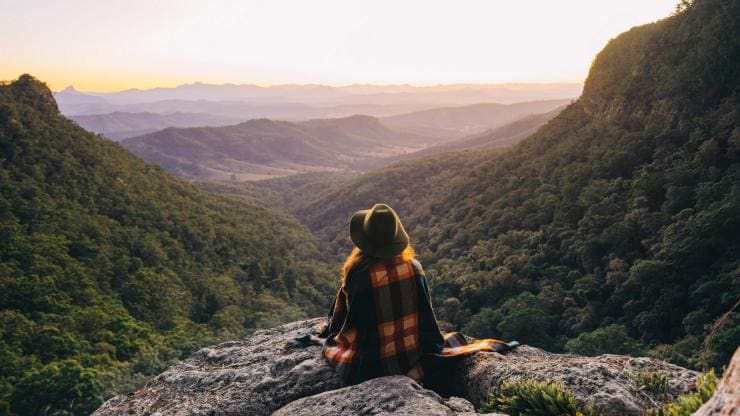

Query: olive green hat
[349,203,409,258]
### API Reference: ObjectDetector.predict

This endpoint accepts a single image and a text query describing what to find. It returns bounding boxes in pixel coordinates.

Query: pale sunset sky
[1,0,679,91]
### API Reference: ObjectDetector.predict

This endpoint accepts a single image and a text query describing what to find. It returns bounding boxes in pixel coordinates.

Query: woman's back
[322,252,443,383]
[320,203,516,386]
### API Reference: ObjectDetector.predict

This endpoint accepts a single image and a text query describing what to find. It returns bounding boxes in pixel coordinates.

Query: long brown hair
[341,245,416,284]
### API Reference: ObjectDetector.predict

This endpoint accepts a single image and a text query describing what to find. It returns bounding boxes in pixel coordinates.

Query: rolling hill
[121,115,433,180]
[120,101,573,181]
[0,75,334,415]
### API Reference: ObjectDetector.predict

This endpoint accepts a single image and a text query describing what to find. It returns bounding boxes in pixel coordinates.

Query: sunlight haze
[1,0,678,91]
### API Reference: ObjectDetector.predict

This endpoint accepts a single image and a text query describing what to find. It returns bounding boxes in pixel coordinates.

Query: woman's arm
[318,285,347,338]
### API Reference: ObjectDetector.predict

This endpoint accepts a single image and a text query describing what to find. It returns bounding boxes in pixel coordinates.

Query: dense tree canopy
[0,75,334,415]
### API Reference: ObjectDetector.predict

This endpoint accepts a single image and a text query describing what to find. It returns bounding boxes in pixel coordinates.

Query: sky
[1,0,679,91]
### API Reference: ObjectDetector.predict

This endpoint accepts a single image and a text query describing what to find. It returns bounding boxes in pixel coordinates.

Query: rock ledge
[93,319,702,416]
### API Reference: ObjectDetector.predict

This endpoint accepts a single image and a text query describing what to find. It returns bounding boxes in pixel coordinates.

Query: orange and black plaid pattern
[321,255,515,385]
[370,257,422,376]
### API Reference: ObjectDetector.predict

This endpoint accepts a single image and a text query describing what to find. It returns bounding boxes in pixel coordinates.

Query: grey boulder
[273,375,504,416]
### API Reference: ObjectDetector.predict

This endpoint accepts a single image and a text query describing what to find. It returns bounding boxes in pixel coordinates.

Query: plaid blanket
[320,255,514,384]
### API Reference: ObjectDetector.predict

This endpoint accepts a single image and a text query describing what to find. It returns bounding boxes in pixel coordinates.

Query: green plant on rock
[646,370,717,416]
[632,370,668,398]
[480,379,604,416]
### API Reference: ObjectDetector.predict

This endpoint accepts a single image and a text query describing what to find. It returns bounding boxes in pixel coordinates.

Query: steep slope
[381,99,571,136]
[121,115,433,180]
[0,75,334,415]
[69,111,243,140]
[295,0,740,371]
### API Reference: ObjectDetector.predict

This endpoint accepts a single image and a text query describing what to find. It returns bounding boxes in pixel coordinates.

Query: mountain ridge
[69,111,244,140]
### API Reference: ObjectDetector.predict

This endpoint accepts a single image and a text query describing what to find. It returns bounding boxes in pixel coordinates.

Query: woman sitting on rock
[319,203,518,387]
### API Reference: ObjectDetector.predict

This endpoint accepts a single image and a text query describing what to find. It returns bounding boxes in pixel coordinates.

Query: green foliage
[0,75,334,414]
[648,336,702,370]
[647,371,717,416]
[10,359,104,416]
[632,371,668,398]
[480,379,603,416]
[465,292,556,348]
[565,325,645,356]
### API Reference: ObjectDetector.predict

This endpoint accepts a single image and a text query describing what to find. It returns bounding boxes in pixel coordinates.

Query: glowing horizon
[1,0,678,92]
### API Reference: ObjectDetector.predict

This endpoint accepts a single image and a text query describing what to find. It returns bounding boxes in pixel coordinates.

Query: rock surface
[273,375,503,416]
[457,345,698,415]
[694,347,739,416]
[93,319,702,416]
[93,318,341,416]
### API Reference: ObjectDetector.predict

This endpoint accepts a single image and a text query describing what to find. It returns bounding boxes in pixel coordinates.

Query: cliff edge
[93,319,706,416]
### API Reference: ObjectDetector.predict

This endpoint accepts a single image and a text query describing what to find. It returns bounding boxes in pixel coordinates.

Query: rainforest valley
[0,0,738,414]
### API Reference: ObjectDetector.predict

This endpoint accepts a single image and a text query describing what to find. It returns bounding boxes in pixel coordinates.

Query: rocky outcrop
[694,347,739,416]
[93,319,702,416]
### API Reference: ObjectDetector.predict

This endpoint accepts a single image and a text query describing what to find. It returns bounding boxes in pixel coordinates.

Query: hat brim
[349,209,409,259]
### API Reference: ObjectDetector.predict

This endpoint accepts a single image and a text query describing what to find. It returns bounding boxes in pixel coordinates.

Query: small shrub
[632,370,668,398]
[646,370,717,416]
[564,324,645,356]
[480,379,603,416]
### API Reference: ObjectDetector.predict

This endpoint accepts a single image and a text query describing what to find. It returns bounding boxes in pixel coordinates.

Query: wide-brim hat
[349,203,409,259]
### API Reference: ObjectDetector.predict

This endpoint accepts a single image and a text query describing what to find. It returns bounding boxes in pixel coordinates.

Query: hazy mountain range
[54,83,581,137]
[119,100,568,180]
[56,82,581,107]
[69,111,244,140]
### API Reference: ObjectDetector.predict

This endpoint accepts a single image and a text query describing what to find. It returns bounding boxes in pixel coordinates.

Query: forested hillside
[294,0,739,372]
[0,76,334,415]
